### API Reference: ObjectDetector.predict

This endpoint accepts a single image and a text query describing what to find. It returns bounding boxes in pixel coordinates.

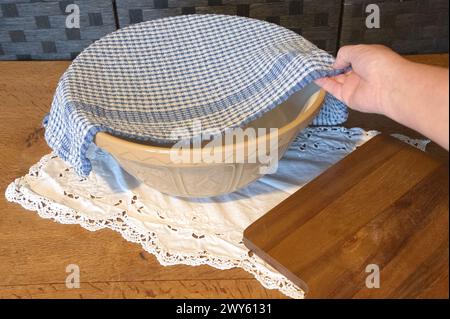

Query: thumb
[314,77,343,101]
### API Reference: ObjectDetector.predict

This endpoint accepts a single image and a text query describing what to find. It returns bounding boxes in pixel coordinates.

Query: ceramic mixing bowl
[95,83,325,197]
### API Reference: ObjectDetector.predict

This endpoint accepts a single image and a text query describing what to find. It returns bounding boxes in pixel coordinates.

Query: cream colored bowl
[95,83,325,197]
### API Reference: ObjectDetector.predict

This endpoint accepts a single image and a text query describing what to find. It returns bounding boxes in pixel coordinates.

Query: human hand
[315,44,407,115]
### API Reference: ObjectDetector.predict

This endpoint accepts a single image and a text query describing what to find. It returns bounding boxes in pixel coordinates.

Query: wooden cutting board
[243,134,449,298]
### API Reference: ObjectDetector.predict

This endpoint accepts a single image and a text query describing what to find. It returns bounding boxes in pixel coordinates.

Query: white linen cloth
[5,127,429,298]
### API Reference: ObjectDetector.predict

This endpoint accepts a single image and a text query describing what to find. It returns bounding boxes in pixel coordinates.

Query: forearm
[383,60,449,149]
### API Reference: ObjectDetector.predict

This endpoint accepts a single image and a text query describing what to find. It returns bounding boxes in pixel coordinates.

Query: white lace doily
[6,127,391,298]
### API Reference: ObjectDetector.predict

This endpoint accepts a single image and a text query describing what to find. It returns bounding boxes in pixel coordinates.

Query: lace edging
[390,133,431,151]
[6,128,428,299]
[5,158,304,299]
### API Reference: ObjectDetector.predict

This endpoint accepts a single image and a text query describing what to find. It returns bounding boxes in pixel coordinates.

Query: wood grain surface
[0,54,448,299]
[0,61,284,299]
[244,135,449,298]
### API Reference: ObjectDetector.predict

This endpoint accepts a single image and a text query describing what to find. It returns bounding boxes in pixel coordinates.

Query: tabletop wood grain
[0,54,448,299]
[244,135,449,298]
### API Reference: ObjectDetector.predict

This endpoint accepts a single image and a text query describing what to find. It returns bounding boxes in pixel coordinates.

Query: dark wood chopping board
[243,134,449,298]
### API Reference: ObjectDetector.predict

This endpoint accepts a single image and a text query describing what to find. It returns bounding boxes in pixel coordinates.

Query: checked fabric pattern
[115,0,342,54]
[43,14,348,176]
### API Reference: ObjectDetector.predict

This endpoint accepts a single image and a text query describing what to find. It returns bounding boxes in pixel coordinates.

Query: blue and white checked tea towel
[43,14,348,176]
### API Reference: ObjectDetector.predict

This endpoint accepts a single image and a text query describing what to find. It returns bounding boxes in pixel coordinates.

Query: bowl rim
[95,86,326,154]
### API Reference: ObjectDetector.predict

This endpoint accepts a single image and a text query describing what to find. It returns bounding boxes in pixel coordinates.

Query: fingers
[314,77,343,101]
[333,44,376,69]
[333,45,358,69]
[334,44,397,70]
[333,73,349,84]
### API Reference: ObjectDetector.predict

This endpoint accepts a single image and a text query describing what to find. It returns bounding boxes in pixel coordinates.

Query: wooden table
[244,134,449,298]
[0,54,448,299]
